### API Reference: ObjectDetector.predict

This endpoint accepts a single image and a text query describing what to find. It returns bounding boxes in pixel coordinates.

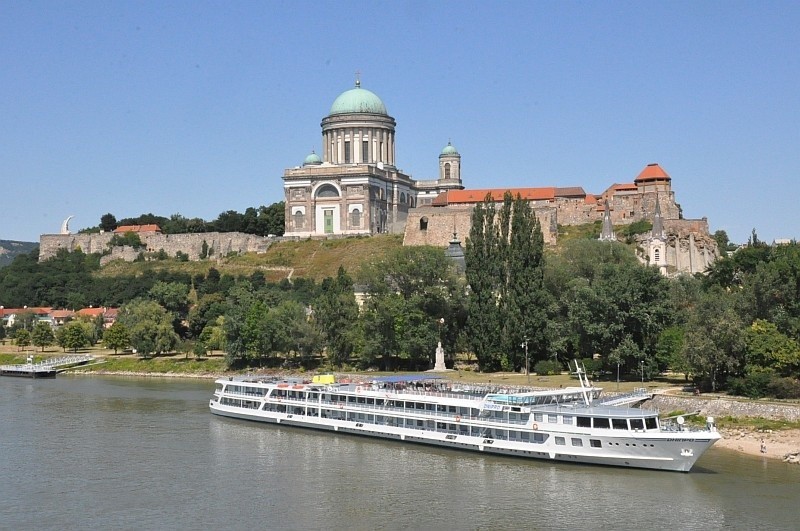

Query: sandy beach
[716,427,800,462]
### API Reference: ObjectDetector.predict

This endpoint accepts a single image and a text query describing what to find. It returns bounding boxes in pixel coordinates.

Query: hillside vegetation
[0,240,38,268]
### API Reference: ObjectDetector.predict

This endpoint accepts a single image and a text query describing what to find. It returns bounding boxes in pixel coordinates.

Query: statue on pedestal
[434,341,447,371]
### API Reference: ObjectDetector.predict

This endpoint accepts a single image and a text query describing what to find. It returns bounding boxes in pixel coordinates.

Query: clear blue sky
[2,1,798,244]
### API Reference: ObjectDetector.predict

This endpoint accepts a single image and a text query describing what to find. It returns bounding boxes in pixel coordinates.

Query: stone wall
[646,394,800,422]
[39,232,278,263]
[403,205,558,247]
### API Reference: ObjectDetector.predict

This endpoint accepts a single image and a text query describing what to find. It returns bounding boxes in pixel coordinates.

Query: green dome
[304,151,322,165]
[329,82,388,116]
[440,142,459,156]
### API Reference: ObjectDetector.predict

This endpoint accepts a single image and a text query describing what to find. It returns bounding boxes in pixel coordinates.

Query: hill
[0,240,38,268]
[96,234,406,282]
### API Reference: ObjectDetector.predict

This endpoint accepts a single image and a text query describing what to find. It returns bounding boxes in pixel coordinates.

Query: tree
[117,299,179,358]
[100,213,118,233]
[314,267,360,367]
[712,230,730,258]
[683,288,746,391]
[148,281,190,318]
[465,195,503,371]
[103,322,131,354]
[744,320,800,377]
[31,322,55,352]
[56,322,90,353]
[14,329,32,351]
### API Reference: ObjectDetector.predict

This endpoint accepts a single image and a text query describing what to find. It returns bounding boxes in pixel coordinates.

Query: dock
[0,355,94,378]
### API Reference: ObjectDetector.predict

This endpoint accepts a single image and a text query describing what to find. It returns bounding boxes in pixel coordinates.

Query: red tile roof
[114,224,161,233]
[0,307,52,317]
[51,310,76,319]
[432,188,557,206]
[634,163,671,182]
[77,307,106,318]
[555,187,586,198]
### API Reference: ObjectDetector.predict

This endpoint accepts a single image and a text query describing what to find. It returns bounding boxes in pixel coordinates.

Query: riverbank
[716,427,800,463]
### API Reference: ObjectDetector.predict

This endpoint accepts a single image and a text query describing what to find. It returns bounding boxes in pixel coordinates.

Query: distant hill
[0,240,38,268]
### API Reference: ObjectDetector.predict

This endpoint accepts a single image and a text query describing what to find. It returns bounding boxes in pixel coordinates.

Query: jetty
[0,355,94,378]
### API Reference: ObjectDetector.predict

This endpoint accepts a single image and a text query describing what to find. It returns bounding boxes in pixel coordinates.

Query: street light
[521,337,529,385]
[640,359,644,385]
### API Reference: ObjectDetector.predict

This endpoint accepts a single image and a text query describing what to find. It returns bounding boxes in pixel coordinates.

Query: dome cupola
[329,79,388,116]
[303,151,322,166]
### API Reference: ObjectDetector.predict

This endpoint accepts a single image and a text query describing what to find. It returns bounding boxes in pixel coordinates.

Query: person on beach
[761,439,767,454]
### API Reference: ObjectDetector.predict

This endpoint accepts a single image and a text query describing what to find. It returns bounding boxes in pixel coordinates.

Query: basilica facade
[282,80,464,237]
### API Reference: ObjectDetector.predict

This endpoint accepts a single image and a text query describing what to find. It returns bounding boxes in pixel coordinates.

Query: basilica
[282,79,464,237]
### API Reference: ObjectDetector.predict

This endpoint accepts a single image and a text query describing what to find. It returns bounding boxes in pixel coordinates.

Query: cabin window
[562,416,573,425]
[593,418,610,429]
[630,418,645,431]
[645,417,658,430]
[534,413,544,422]
[577,417,591,428]
[571,438,583,447]
[533,433,545,443]
[555,437,566,446]
[590,439,602,448]
[612,418,628,430]
[547,414,558,423]
[449,406,457,413]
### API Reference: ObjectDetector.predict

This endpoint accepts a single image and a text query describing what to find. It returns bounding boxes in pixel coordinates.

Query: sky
[2,1,799,244]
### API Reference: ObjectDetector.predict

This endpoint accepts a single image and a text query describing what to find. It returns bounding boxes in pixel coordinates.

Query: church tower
[599,200,616,241]
[438,142,462,186]
[649,194,668,275]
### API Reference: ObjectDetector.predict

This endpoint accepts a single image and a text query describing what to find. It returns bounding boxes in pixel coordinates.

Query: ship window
[571,438,583,447]
[630,418,645,431]
[534,413,544,422]
[448,406,457,413]
[577,417,591,428]
[555,437,565,446]
[612,418,628,430]
[562,416,573,425]
[548,414,558,423]
[533,433,545,442]
[593,418,610,429]
[645,417,658,430]
[590,439,602,448]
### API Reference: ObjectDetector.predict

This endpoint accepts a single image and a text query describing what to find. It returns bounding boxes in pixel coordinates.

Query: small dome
[440,141,459,156]
[303,151,322,166]
[329,80,388,116]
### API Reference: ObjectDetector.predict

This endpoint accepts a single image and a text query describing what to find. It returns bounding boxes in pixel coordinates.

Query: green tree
[117,299,179,358]
[100,213,118,232]
[683,288,746,391]
[103,322,131,354]
[149,281,190,318]
[14,328,32,351]
[314,267,360,367]
[465,194,503,371]
[31,322,55,352]
[57,322,90,353]
[744,320,800,377]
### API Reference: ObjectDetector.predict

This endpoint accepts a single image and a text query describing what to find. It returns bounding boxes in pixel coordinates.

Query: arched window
[445,163,451,180]
[293,211,304,229]
[315,184,340,198]
[400,192,406,205]
[350,208,361,228]
[420,217,428,231]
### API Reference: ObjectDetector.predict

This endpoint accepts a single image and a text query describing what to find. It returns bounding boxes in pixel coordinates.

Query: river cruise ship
[209,367,720,472]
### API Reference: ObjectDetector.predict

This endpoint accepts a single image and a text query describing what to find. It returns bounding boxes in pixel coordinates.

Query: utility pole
[521,337,529,385]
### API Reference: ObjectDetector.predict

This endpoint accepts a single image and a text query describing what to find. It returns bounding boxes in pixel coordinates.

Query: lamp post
[521,337,529,385]
[640,359,644,385]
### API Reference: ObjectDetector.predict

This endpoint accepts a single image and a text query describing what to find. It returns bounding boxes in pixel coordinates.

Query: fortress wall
[39,232,277,263]
[403,205,557,248]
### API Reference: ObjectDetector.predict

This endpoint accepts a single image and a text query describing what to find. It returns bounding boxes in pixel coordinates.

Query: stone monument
[433,341,447,371]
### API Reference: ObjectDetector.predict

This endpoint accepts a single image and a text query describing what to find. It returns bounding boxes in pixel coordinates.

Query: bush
[727,372,773,398]
[766,377,800,399]
[534,360,561,376]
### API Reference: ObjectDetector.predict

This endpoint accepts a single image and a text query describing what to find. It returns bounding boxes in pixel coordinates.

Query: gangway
[593,388,653,407]
[0,355,94,378]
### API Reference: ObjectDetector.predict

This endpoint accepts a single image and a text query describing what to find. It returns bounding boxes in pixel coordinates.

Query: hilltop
[0,240,38,268]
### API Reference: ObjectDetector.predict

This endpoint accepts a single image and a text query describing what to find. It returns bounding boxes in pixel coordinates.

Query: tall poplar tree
[465,191,549,372]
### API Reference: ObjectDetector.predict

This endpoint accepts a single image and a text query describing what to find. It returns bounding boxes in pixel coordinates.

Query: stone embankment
[647,393,800,422]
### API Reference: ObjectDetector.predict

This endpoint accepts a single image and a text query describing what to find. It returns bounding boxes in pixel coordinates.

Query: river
[1,375,798,530]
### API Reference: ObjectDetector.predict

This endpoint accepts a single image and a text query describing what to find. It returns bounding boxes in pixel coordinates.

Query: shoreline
[67,369,800,463]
